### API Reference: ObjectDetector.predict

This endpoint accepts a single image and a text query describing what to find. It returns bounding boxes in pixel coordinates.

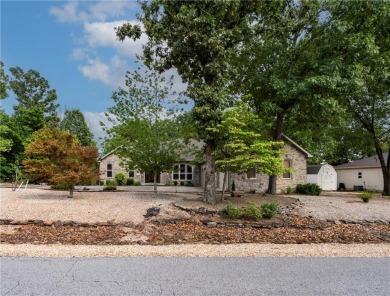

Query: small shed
[307,164,337,190]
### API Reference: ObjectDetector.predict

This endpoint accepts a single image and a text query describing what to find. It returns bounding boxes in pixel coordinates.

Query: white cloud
[78,55,128,88]
[84,20,146,57]
[83,111,113,146]
[50,1,136,23]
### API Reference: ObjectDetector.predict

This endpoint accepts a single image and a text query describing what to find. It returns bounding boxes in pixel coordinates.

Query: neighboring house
[334,153,388,191]
[306,164,337,190]
[99,135,312,193]
[228,135,312,194]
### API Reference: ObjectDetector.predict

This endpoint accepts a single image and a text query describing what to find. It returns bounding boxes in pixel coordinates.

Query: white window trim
[172,163,193,181]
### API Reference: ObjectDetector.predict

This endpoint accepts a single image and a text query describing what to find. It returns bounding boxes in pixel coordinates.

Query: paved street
[1,257,389,295]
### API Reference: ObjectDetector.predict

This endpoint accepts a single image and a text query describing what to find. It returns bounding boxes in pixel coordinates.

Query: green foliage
[103,184,117,191]
[133,180,141,186]
[173,180,178,186]
[50,184,71,190]
[126,178,134,186]
[209,102,287,177]
[114,173,125,186]
[231,181,236,192]
[286,187,293,194]
[180,181,185,186]
[102,61,188,194]
[185,181,193,187]
[0,61,9,100]
[296,184,322,196]
[60,109,95,147]
[9,66,59,127]
[261,202,279,219]
[244,201,262,221]
[224,202,243,219]
[105,179,116,186]
[358,191,375,203]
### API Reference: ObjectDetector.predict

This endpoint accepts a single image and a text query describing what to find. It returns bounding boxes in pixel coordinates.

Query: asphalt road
[1,257,389,295]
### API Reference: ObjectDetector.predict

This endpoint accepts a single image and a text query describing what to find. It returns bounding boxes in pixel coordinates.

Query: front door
[145,172,160,183]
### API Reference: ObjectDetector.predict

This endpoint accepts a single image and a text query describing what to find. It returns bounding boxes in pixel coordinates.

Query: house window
[358,172,362,179]
[282,159,292,179]
[246,168,256,179]
[172,164,193,181]
[106,164,113,178]
[128,170,135,178]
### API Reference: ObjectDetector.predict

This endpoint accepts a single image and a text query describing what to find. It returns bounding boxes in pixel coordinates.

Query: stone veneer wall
[230,142,308,194]
[231,172,269,193]
[276,141,307,193]
[99,154,141,183]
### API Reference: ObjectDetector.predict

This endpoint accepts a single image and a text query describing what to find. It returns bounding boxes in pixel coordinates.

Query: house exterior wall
[276,141,308,193]
[336,168,383,191]
[231,142,308,193]
[99,154,138,182]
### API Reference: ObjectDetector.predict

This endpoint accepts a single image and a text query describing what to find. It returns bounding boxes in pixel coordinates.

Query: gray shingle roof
[307,165,323,174]
[334,153,389,169]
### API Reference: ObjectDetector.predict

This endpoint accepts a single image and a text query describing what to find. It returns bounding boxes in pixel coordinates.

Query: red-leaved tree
[23,127,98,198]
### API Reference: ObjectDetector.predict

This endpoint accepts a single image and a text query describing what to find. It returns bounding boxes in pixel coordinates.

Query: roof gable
[281,134,312,158]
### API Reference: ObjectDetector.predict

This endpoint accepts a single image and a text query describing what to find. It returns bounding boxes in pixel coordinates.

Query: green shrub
[126,178,135,186]
[261,202,279,219]
[286,186,293,194]
[296,183,322,196]
[173,180,178,186]
[245,201,262,221]
[180,181,185,186]
[358,191,374,203]
[105,179,116,186]
[231,181,236,192]
[133,181,141,186]
[50,184,71,190]
[103,184,117,191]
[185,181,193,186]
[225,202,243,219]
[115,173,125,185]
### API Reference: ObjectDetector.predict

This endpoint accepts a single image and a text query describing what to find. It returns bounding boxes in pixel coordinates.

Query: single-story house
[98,134,312,193]
[306,164,337,190]
[334,153,388,191]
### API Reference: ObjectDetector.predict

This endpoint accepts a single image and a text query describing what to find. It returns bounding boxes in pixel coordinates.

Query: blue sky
[1,0,186,142]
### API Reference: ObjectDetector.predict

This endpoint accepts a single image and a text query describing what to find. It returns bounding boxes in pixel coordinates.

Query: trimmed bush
[50,184,71,190]
[173,180,178,186]
[286,186,293,194]
[185,181,193,186]
[103,184,117,191]
[296,183,322,196]
[180,181,185,186]
[358,191,374,203]
[133,181,141,186]
[245,201,262,221]
[225,202,243,219]
[126,178,135,186]
[261,202,279,219]
[231,181,236,192]
[115,173,125,185]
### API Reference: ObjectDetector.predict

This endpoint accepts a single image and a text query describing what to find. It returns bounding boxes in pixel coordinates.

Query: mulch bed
[1,215,389,245]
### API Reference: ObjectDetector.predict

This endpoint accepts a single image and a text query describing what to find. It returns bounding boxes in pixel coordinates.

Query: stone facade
[231,138,310,194]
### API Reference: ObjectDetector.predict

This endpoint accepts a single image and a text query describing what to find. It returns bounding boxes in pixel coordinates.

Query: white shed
[307,164,337,190]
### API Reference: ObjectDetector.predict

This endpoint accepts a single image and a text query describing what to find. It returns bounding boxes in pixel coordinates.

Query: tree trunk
[68,186,74,198]
[376,147,390,196]
[204,141,216,204]
[267,112,284,195]
[221,169,228,201]
[153,170,158,194]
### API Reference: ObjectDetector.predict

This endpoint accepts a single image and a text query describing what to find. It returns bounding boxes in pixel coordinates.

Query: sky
[1,0,186,144]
